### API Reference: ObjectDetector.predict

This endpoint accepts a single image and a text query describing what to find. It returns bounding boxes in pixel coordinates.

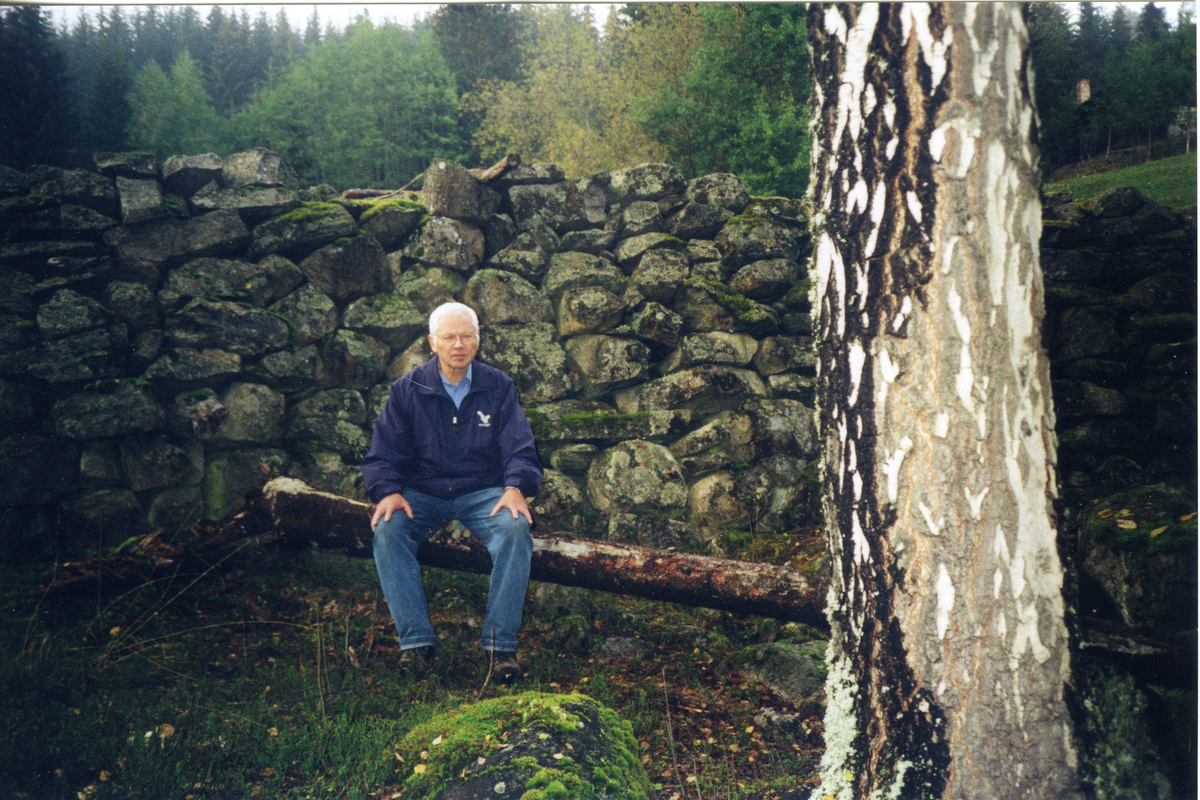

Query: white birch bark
[807,5,1081,798]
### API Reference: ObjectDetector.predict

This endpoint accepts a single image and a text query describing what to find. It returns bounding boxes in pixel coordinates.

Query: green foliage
[472,5,666,177]
[1044,152,1197,212]
[233,19,464,188]
[0,6,74,169]
[1029,1,1197,171]
[630,3,811,198]
[125,50,225,158]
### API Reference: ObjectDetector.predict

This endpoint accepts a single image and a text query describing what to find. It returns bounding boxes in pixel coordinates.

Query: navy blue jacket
[362,357,543,503]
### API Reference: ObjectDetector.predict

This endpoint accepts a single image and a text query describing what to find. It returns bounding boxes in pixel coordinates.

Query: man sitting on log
[362,302,543,682]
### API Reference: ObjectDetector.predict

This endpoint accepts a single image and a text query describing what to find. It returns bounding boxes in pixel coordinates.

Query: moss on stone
[782,278,814,310]
[1042,218,1081,230]
[269,200,344,226]
[359,197,428,226]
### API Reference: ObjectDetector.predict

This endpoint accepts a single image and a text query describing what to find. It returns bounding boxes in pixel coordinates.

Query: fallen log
[34,478,1194,684]
[260,478,830,628]
[343,153,522,199]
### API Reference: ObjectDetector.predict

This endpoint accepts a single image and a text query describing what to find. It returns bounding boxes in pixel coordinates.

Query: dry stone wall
[0,150,1194,576]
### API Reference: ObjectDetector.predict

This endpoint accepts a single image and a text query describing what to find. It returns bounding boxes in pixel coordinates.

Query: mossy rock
[1075,484,1197,631]
[395,692,651,800]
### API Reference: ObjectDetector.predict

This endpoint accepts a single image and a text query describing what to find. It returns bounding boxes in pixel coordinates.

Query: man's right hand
[371,492,413,527]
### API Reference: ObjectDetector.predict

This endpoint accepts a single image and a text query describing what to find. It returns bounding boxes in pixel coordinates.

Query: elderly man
[362,302,543,682]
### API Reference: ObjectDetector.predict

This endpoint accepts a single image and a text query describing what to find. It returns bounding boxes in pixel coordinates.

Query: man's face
[429,312,479,377]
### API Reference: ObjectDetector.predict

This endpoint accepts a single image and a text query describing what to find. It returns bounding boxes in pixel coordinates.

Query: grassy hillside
[1044,152,1198,213]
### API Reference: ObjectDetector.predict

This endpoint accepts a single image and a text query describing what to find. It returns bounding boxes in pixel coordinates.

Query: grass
[2,530,827,800]
[1044,152,1198,213]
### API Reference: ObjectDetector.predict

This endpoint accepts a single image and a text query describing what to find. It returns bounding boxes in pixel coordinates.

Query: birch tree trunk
[806,5,1081,799]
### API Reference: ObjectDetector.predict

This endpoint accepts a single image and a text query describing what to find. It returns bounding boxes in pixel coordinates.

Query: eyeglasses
[434,333,477,345]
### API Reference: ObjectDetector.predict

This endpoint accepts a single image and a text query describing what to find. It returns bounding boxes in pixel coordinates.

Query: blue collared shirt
[439,362,472,409]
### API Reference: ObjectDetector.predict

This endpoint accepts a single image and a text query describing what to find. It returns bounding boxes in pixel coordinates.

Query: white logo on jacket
[476,411,492,427]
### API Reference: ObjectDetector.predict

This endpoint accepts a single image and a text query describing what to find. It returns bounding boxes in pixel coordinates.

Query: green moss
[1127,312,1196,334]
[781,278,814,310]
[397,693,587,798]
[268,201,344,226]
[559,410,649,435]
[687,277,764,324]
[1146,338,1196,368]
[523,767,589,800]
[359,197,427,225]
[1042,218,1081,230]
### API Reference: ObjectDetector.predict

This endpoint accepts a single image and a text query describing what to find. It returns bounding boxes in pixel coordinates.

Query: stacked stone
[0,151,819,561]
[1,149,1194,570]
[1041,185,1196,490]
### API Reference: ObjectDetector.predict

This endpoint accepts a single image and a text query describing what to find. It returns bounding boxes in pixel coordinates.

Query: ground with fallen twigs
[3,526,828,800]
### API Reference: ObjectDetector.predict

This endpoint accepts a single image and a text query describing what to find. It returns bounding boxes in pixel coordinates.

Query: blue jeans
[372,486,532,653]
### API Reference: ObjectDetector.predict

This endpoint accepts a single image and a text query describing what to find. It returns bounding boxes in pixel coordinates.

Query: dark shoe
[400,645,436,677]
[490,651,521,684]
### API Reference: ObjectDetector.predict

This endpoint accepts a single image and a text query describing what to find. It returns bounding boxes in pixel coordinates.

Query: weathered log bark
[260,478,830,627]
[468,152,521,183]
[34,478,1194,685]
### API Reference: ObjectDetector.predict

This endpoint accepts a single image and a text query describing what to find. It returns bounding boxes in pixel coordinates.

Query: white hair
[428,302,480,337]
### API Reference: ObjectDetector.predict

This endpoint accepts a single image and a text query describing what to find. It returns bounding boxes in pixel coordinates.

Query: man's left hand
[490,486,533,525]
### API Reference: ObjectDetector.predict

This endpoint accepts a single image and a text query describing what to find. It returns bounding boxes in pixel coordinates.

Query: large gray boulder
[166,298,290,356]
[36,289,113,339]
[686,173,750,213]
[669,411,755,472]
[630,249,689,305]
[404,216,485,275]
[462,269,554,326]
[143,348,242,392]
[508,179,608,232]
[162,153,223,196]
[115,176,166,225]
[208,382,286,446]
[715,214,802,269]
[486,230,553,283]
[564,335,651,398]
[480,323,573,403]
[556,287,625,336]
[391,266,465,315]
[614,365,767,416]
[286,388,370,459]
[606,163,686,206]
[342,293,426,351]
[298,234,389,303]
[246,345,327,392]
[159,256,303,309]
[422,158,499,225]
[587,439,688,514]
[188,182,300,224]
[105,281,161,331]
[527,399,689,443]
[53,381,165,440]
[541,252,626,304]
[730,258,803,301]
[202,447,290,520]
[248,202,358,261]
[221,148,298,189]
[1076,484,1197,632]
[674,280,779,337]
[320,330,390,391]
[7,204,118,242]
[658,332,759,374]
[32,168,120,216]
[270,284,340,347]
[119,433,203,492]
[359,199,424,250]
